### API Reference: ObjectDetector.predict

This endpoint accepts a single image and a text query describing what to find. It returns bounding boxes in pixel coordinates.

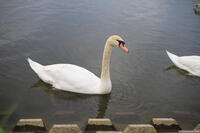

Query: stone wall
[12,118,200,133]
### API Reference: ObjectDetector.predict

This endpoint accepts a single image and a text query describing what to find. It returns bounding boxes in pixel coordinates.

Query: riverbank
[9,117,200,133]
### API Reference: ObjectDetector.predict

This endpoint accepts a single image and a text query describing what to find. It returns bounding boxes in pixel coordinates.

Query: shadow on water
[165,65,200,80]
[32,80,93,100]
[32,80,111,118]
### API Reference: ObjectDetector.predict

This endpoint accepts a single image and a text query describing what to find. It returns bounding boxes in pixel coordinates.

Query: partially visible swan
[166,50,200,77]
[28,35,129,94]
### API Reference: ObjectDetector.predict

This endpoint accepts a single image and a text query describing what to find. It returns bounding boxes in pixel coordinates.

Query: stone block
[13,118,46,132]
[194,124,200,131]
[49,124,82,133]
[124,124,157,133]
[96,131,122,133]
[85,118,116,132]
[179,130,200,133]
[151,118,181,132]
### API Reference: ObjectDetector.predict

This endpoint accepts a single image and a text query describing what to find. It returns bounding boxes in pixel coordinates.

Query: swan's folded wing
[43,64,100,93]
[178,56,200,76]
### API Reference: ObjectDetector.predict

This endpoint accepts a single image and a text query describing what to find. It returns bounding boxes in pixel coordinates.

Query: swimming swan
[28,35,129,94]
[166,50,200,77]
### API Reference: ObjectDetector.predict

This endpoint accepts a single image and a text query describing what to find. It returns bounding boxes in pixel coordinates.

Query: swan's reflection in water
[32,80,92,100]
[165,65,189,76]
[165,65,200,80]
[32,80,111,119]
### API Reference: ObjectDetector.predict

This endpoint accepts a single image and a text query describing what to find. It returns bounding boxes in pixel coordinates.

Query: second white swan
[28,35,129,94]
[166,50,200,77]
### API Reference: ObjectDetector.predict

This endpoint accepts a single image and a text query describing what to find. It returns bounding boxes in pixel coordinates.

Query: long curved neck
[100,42,113,81]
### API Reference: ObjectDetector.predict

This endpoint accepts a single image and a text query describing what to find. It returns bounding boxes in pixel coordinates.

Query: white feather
[29,61,101,94]
[166,50,200,77]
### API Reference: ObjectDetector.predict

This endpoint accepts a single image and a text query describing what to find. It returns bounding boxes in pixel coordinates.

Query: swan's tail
[27,58,44,75]
[166,50,179,66]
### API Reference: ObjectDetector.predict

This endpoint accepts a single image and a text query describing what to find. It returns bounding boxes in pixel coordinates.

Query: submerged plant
[0,104,17,133]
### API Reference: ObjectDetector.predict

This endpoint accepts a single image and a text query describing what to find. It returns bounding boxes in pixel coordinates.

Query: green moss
[0,127,12,133]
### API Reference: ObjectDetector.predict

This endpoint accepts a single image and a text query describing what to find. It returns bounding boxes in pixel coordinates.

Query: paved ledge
[151,118,178,126]
[88,118,113,126]
[12,118,199,133]
[49,124,82,133]
[124,124,157,133]
[13,118,46,132]
[96,131,123,133]
[194,124,200,131]
[179,130,200,133]
[151,118,181,132]
[85,118,116,132]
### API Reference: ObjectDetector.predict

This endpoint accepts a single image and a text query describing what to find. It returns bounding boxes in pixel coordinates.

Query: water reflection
[165,65,189,76]
[32,80,110,118]
[96,94,110,118]
[32,80,92,100]
[165,65,200,80]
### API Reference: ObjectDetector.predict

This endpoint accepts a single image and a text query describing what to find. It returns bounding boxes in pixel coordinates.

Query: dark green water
[0,0,200,131]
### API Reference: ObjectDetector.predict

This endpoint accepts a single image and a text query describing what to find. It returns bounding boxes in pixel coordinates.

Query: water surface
[0,0,200,131]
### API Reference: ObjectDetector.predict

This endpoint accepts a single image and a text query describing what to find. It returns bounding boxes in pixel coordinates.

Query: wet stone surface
[151,118,181,132]
[124,124,157,133]
[49,124,82,133]
[96,131,123,133]
[194,124,200,131]
[179,130,200,133]
[85,118,116,133]
[13,119,46,132]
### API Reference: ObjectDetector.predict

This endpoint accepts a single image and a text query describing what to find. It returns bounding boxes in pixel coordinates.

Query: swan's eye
[117,40,125,46]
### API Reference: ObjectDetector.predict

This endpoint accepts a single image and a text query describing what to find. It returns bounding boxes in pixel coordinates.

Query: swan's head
[107,35,129,53]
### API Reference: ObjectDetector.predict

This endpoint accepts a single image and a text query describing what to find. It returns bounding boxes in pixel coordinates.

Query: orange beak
[119,43,129,53]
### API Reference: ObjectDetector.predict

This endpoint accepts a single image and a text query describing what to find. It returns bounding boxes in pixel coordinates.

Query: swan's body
[166,50,200,77]
[28,35,128,94]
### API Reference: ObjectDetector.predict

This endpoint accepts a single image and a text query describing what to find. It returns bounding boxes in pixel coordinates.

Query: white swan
[28,35,129,94]
[166,50,200,77]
